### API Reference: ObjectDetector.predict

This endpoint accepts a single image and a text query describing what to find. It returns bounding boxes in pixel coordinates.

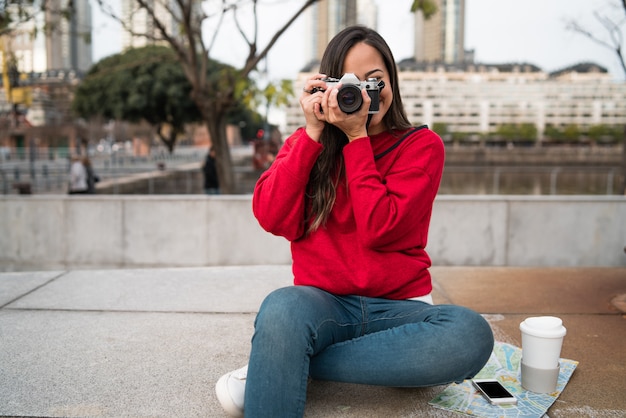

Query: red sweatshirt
[252,126,445,300]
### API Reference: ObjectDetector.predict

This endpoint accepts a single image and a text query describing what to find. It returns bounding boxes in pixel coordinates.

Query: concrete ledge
[1,195,625,271]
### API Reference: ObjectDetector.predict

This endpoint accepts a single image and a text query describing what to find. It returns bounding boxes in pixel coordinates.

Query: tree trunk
[205,116,235,194]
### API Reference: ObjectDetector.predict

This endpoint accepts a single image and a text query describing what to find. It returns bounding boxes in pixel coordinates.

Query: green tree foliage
[73,46,201,153]
[91,0,435,193]
[495,123,537,142]
[92,0,320,193]
[495,124,517,141]
[518,123,538,141]
[544,125,562,142]
[73,45,264,152]
[410,0,438,19]
[588,124,623,143]
[562,124,581,143]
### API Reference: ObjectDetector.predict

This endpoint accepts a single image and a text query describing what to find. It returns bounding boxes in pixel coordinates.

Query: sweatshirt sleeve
[343,129,444,251]
[252,128,323,241]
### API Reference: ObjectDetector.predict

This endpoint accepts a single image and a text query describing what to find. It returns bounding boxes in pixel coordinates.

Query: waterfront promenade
[1,193,625,416]
[1,265,625,417]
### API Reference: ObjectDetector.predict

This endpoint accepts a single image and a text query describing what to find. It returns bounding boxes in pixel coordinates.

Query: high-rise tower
[414,0,465,64]
[46,0,92,72]
[0,0,92,73]
[306,0,377,65]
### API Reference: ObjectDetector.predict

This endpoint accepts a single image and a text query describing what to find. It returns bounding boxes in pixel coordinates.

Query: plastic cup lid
[520,316,567,338]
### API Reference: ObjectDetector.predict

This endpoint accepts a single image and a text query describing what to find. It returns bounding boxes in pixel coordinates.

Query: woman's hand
[324,87,370,142]
[300,75,370,142]
[300,74,328,142]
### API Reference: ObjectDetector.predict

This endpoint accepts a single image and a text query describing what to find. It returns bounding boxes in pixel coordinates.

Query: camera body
[312,73,382,114]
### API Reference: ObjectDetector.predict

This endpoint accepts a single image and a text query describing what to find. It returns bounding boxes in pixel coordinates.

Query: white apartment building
[120,0,197,50]
[285,62,626,141]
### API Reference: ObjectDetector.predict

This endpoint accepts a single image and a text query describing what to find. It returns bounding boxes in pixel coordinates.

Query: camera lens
[337,85,362,114]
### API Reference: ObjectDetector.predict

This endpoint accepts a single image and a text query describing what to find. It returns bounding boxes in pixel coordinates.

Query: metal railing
[1,145,624,195]
[0,145,218,195]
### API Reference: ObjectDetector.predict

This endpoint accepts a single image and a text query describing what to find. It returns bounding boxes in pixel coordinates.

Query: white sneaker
[215,365,247,417]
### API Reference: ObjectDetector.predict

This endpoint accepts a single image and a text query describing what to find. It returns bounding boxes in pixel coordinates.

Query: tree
[566,0,626,78]
[588,124,623,144]
[92,0,319,194]
[93,0,437,193]
[518,123,538,142]
[73,45,266,152]
[73,45,243,153]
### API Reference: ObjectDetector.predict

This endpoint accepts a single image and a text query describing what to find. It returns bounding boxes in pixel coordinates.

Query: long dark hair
[306,25,411,233]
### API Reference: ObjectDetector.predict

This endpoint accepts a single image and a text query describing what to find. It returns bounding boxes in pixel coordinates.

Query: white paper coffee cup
[520,316,566,369]
[520,316,566,392]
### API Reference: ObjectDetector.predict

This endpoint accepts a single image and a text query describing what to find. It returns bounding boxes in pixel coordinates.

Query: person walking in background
[215,25,494,417]
[83,156,99,194]
[202,146,220,194]
[68,155,88,194]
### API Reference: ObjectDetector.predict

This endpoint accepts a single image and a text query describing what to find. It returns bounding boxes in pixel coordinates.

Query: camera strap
[374,125,428,160]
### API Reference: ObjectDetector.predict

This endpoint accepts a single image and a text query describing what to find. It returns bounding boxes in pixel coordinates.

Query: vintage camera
[312,73,384,114]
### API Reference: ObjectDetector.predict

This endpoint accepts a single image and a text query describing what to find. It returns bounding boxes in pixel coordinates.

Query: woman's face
[342,42,393,135]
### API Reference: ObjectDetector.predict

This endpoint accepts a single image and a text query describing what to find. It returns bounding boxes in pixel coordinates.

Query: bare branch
[93,0,156,43]
[566,1,626,77]
[232,0,260,65]
[89,0,321,193]
[205,1,229,56]
[132,0,189,61]
[0,0,70,37]
[241,0,319,76]
[231,1,252,47]
[567,19,614,50]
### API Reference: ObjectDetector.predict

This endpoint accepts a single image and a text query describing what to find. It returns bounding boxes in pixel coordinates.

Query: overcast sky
[91,0,624,81]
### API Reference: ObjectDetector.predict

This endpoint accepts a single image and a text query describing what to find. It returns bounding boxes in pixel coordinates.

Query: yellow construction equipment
[1,39,32,107]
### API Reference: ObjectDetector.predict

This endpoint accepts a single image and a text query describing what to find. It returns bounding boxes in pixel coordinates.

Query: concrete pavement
[1,265,625,417]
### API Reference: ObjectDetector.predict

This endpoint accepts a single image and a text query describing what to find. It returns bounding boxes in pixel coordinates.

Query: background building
[414,0,465,64]
[45,0,93,72]
[0,1,92,75]
[305,0,378,66]
[121,0,181,49]
[286,63,626,143]
[0,0,91,150]
[287,0,625,144]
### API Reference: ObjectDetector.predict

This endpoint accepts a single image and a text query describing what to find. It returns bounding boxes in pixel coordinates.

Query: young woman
[216,25,494,417]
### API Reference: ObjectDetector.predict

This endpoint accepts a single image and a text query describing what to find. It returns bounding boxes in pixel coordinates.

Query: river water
[440,166,624,195]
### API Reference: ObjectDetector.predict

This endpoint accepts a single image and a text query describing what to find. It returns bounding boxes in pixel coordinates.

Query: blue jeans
[244,286,494,417]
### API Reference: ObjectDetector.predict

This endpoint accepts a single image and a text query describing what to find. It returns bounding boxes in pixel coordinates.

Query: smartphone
[472,379,518,405]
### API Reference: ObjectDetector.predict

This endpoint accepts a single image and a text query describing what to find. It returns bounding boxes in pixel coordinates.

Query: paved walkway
[1,265,624,417]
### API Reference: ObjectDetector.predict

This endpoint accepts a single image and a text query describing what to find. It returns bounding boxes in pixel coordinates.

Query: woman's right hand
[300,74,328,142]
